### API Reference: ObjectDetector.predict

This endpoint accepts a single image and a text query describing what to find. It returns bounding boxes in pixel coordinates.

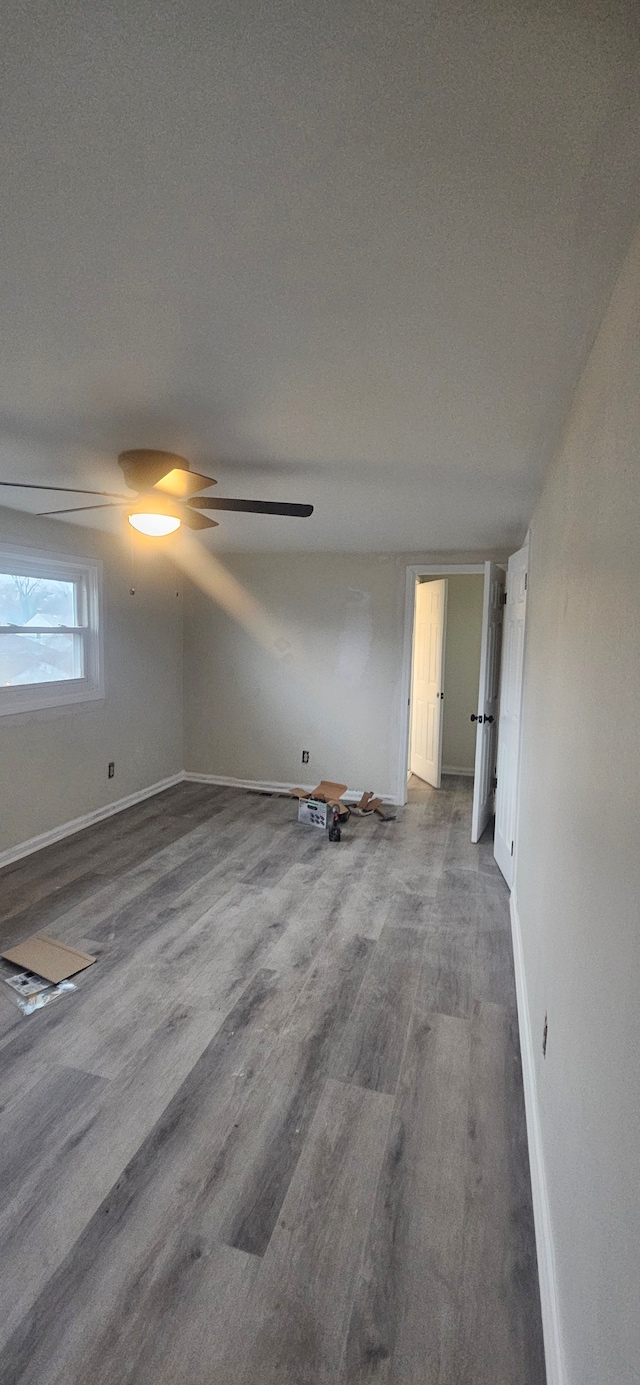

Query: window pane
[0,633,84,686]
[0,573,78,626]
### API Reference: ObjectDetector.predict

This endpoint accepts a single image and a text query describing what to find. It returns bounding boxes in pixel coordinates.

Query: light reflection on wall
[171,530,288,655]
[170,532,359,772]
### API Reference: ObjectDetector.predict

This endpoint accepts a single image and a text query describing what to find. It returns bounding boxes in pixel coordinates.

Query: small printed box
[297,798,329,829]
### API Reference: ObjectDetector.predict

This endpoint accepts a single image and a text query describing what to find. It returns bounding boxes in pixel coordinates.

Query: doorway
[409,574,484,788]
[399,562,506,843]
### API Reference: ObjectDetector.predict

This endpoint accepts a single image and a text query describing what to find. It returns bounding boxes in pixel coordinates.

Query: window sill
[0,679,104,718]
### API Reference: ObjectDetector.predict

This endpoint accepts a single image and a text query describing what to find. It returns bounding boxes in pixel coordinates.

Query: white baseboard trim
[510,890,566,1385]
[0,773,185,872]
[184,772,397,805]
[441,765,474,776]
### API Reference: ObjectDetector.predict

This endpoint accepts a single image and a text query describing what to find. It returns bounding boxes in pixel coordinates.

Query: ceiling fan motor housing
[118,450,195,493]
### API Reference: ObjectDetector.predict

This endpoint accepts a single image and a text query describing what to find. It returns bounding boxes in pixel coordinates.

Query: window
[0,546,103,715]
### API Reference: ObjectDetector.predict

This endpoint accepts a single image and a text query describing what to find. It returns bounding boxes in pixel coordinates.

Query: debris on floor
[290,780,396,840]
[0,935,96,1018]
[290,781,350,831]
[3,970,77,1017]
[353,791,396,821]
[4,970,51,998]
[295,797,333,830]
[1,934,96,983]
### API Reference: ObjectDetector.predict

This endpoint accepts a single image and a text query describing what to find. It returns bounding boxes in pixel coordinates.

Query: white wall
[0,507,183,855]
[515,226,640,1385]
[183,551,502,796]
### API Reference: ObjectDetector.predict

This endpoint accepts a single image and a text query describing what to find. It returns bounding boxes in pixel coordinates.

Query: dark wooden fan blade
[188,497,314,517]
[154,469,217,499]
[0,482,129,498]
[180,508,219,530]
[118,450,216,497]
[37,502,125,516]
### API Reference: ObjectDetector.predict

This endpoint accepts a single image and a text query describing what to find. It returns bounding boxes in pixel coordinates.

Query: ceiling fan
[0,450,314,537]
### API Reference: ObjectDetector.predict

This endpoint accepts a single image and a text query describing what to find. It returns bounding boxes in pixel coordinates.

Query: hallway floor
[0,776,545,1383]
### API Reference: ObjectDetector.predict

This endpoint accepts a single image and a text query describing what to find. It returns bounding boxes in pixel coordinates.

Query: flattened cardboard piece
[1,935,96,984]
[354,793,395,821]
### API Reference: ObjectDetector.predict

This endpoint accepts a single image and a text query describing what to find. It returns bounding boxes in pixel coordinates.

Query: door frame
[397,563,485,805]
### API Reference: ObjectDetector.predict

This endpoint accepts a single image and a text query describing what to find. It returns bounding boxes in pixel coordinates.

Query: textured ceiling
[1,0,639,550]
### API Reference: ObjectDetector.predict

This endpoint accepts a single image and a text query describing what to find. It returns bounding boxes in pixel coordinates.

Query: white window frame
[0,544,104,717]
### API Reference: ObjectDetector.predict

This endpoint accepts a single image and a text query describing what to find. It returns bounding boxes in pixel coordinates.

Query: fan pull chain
[129,527,136,596]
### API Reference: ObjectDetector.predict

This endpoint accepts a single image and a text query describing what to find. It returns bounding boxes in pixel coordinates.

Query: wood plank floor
[0,775,546,1384]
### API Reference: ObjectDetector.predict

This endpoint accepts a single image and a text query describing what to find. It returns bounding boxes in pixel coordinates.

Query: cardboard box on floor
[290,782,350,822]
[290,782,395,823]
[296,798,332,829]
[1,935,96,984]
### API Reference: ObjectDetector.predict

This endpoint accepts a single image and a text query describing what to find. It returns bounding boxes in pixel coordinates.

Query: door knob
[485,715,494,724]
[470,714,482,722]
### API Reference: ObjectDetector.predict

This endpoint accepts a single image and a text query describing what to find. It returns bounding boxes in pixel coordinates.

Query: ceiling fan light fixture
[128,512,181,536]
[128,493,181,536]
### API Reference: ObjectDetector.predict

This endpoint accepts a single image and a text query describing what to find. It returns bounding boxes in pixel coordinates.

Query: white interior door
[494,543,529,884]
[471,562,505,841]
[410,578,448,788]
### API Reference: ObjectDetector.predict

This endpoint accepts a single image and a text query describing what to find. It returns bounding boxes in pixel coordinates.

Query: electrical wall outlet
[108,762,115,779]
[301,750,310,764]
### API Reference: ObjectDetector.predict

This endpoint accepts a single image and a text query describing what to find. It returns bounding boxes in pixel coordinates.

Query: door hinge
[524,572,528,590]
[510,840,514,856]
[503,591,507,605]
[492,775,497,790]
